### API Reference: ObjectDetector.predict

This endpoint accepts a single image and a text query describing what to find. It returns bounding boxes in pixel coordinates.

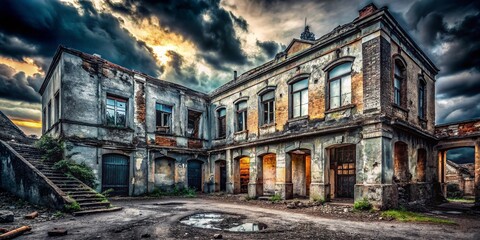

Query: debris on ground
[47,228,68,237]
[0,225,32,239]
[24,212,38,219]
[0,211,14,223]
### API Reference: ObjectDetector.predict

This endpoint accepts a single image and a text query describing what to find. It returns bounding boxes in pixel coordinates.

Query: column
[248,155,263,198]
[475,141,480,208]
[275,149,293,199]
[226,149,234,194]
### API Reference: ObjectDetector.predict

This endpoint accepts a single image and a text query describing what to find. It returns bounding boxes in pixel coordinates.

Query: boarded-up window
[394,141,409,182]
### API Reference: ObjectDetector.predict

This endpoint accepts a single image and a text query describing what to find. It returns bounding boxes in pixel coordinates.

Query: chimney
[234,70,237,80]
[359,3,378,19]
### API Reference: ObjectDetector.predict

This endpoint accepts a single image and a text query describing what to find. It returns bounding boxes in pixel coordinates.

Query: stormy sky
[0,0,479,162]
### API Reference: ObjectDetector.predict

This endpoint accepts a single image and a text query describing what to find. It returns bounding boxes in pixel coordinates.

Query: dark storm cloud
[0,0,161,76]
[447,147,475,164]
[106,0,248,69]
[229,12,249,32]
[0,64,41,103]
[256,40,281,58]
[405,0,480,75]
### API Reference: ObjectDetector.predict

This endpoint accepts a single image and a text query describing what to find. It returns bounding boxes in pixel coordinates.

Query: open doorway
[289,149,311,198]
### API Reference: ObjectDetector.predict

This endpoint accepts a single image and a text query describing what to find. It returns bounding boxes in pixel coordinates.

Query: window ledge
[154,131,173,136]
[392,104,409,113]
[325,104,355,114]
[288,115,309,123]
[234,130,248,135]
[259,123,276,129]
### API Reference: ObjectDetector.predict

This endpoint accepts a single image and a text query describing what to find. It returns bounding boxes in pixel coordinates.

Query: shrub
[269,194,282,203]
[54,159,96,188]
[64,201,81,212]
[34,135,64,162]
[311,195,325,204]
[446,184,464,198]
[353,197,372,211]
[149,186,197,198]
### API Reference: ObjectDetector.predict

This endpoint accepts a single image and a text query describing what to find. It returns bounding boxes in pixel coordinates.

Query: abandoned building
[1,4,478,210]
[445,160,475,197]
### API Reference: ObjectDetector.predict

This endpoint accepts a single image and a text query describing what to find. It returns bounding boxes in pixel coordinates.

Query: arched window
[260,90,275,125]
[328,62,352,109]
[217,108,226,138]
[393,59,406,106]
[418,79,426,119]
[290,78,309,118]
[235,100,247,132]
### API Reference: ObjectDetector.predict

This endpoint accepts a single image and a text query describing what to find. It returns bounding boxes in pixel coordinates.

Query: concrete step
[60,187,90,192]
[73,207,122,216]
[75,198,105,203]
[79,202,110,208]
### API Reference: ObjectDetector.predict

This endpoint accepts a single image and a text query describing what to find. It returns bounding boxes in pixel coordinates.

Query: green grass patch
[149,186,197,198]
[53,211,64,218]
[447,198,475,203]
[311,195,325,204]
[382,209,455,224]
[64,201,81,213]
[269,194,282,203]
[353,198,372,211]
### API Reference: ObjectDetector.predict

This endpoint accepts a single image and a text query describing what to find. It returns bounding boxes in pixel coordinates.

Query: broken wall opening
[187,110,202,138]
[394,141,409,183]
[290,149,311,197]
[445,147,475,197]
[214,160,227,192]
[154,157,176,189]
[234,156,250,193]
[262,154,276,196]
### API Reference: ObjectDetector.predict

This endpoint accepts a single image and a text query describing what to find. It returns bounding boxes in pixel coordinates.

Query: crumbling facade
[39,4,452,208]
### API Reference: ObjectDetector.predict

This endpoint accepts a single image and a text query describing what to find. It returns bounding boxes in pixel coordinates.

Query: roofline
[435,117,480,127]
[38,46,208,99]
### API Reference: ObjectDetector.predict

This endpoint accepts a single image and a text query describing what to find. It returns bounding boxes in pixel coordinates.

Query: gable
[285,39,314,57]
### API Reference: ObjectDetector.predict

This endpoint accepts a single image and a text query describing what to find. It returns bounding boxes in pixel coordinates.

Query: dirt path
[19,198,480,239]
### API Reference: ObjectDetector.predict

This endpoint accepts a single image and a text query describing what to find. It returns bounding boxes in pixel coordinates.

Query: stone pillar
[309,146,330,201]
[275,150,293,199]
[438,150,447,197]
[226,149,234,194]
[248,155,263,198]
[475,141,480,208]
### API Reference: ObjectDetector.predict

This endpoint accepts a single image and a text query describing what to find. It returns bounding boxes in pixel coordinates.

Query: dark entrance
[220,164,227,191]
[188,160,203,191]
[102,154,129,196]
[332,145,356,198]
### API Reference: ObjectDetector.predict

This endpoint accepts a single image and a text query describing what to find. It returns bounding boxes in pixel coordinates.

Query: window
[187,110,202,138]
[393,60,406,106]
[236,100,247,132]
[106,95,127,127]
[54,92,60,123]
[328,62,352,109]
[291,78,308,118]
[47,100,52,128]
[418,80,426,119]
[156,103,172,133]
[260,90,275,125]
[217,108,226,138]
[42,108,46,133]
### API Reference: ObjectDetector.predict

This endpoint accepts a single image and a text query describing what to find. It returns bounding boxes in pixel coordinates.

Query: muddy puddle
[180,213,267,232]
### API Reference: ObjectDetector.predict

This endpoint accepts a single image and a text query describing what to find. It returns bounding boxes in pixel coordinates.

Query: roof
[39,46,208,99]
[0,111,32,144]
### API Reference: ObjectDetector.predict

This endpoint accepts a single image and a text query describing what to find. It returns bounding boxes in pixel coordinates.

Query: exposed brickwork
[359,4,378,19]
[155,135,177,147]
[188,139,203,149]
[135,83,146,124]
[362,38,382,112]
[435,119,480,139]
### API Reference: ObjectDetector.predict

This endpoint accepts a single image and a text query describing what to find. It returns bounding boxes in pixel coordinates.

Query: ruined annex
[3,4,479,211]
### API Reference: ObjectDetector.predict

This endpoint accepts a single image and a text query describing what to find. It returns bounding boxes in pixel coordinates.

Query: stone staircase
[8,142,122,216]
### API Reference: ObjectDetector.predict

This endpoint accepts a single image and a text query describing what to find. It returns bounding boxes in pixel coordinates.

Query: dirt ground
[3,193,478,240]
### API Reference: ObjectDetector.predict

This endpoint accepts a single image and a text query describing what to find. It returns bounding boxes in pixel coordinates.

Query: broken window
[187,110,202,138]
[328,62,352,109]
[47,100,52,129]
[393,60,406,106]
[217,108,226,138]
[418,79,426,119]
[260,90,275,125]
[291,78,308,118]
[106,95,127,127]
[54,91,60,123]
[236,100,247,132]
[156,103,172,133]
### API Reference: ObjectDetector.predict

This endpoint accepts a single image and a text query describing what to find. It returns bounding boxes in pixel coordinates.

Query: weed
[35,135,64,162]
[53,211,64,218]
[54,159,96,188]
[269,194,282,203]
[382,209,455,224]
[101,188,114,198]
[353,198,372,211]
[64,201,81,213]
[311,195,325,204]
[148,186,197,198]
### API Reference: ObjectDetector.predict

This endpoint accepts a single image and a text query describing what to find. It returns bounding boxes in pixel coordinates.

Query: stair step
[75,198,106,203]
[73,207,122,216]
[69,194,99,198]
[79,202,110,208]
[61,188,90,192]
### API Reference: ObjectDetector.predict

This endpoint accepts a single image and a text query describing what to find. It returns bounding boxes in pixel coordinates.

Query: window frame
[54,91,60,123]
[327,62,352,110]
[289,78,309,119]
[217,107,227,138]
[47,100,52,129]
[187,109,202,138]
[106,95,128,127]
[155,103,173,134]
[235,100,248,132]
[392,57,407,107]
[260,90,275,126]
[418,78,426,119]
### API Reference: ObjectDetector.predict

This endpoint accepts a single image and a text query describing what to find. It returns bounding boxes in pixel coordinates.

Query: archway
[214,160,227,192]
[444,147,475,199]
[154,157,176,190]
[289,149,311,197]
